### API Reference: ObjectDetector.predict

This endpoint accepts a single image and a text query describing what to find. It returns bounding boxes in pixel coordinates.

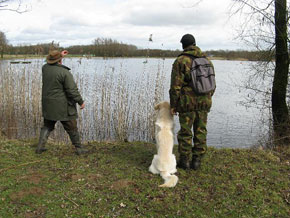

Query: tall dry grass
[0,58,168,143]
[0,61,42,139]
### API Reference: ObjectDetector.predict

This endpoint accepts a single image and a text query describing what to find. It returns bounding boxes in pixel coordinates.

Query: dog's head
[154,101,171,111]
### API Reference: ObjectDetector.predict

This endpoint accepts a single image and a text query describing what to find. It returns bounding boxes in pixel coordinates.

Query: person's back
[36,50,88,155]
[170,45,213,113]
[42,64,67,99]
[169,34,215,170]
[41,62,83,121]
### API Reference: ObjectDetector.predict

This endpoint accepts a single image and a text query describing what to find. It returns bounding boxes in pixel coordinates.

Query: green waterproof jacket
[169,45,215,113]
[41,63,84,121]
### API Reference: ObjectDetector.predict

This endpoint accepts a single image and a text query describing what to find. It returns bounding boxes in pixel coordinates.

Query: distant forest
[5,38,274,61]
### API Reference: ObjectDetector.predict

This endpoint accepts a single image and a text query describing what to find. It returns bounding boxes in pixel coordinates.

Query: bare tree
[0,0,28,13]
[272,0,289,144]
[231,0,289,146]
[0,31,8,58]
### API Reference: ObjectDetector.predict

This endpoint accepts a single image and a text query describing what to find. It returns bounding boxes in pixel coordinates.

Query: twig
[63,194,79,207]
[0,160,44,173]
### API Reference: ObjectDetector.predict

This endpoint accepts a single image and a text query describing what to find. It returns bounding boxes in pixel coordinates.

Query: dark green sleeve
[169,59,185,110]
[63,71,84,105]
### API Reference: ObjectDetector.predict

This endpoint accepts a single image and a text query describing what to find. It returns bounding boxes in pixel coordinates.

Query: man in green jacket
[36,50,88,155]
[169,34,215,170]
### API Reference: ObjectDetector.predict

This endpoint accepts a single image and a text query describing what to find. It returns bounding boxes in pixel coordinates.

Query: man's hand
[80,103,85,109]
[170,108,177,116]
[61,50,69,56]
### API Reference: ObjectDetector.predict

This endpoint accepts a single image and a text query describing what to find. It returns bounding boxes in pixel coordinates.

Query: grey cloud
[122,8,218,26]
[10,26,94,46]
[53,17,91,28]
[21,27,50,35]
[11,30,53,43]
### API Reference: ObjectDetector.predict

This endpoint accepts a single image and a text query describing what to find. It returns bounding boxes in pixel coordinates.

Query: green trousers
[177,111,208,157]
[43,119,81,147]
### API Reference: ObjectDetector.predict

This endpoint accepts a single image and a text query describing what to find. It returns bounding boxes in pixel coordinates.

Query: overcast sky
[1,0,244,50]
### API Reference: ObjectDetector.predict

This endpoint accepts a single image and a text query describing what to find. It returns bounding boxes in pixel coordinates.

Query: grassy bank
[0,139,289,217]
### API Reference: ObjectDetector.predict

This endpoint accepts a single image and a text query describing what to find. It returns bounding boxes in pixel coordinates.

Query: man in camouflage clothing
[169,34,215,170]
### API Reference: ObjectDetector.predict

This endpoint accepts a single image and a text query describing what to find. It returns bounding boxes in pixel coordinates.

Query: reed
[0,58,168,143]
[0,61,43,139]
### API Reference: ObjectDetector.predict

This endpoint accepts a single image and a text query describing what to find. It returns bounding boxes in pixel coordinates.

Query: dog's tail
[159,171,178,188]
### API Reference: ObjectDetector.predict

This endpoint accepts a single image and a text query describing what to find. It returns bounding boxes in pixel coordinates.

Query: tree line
[0,33,275,61]
[1,37,181,58]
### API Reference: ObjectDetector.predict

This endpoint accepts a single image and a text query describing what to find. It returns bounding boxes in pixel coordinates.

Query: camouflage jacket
[169,45,215,113]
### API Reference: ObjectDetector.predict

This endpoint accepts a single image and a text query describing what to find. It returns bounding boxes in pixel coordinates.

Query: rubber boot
[35,127,50,154]
[177,155,190,170]
[191,155,202,170]
[68,131,89,155]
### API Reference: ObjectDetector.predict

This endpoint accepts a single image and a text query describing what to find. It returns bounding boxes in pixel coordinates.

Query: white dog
[149,101,178,188]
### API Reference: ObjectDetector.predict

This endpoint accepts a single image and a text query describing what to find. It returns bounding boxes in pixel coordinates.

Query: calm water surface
[0,57,267,148]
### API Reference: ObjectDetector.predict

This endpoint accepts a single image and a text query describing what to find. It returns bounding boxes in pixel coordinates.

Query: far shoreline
[1,54,255,62]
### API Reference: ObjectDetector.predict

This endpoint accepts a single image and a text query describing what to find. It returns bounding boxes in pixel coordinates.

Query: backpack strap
[178,53,209,70]
[178,53,197,71]
[180,53,212,70]
[178,53,206,59]
[178,53,196,59]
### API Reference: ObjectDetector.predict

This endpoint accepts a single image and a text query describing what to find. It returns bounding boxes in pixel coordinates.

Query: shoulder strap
[178,53,207,59]
[178,53,199,70]
[178,53,196,59]
[178,53,198,70]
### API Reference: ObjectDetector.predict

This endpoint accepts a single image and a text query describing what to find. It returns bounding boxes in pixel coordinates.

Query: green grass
[0,139,289,217]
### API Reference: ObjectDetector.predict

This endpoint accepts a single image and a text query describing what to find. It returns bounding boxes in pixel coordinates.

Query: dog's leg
[159,171,178,188]
[149,156,159,174]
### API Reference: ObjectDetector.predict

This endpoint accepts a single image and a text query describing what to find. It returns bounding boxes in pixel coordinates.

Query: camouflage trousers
[177,110,209,157]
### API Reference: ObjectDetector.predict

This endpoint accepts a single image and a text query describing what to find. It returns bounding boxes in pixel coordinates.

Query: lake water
[0,57,268,148]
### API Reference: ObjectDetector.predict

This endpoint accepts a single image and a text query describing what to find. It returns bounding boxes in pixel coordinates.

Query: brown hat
[46,50,63,64]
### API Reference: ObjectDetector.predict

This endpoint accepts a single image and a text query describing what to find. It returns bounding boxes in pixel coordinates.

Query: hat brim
[46,56,62,64]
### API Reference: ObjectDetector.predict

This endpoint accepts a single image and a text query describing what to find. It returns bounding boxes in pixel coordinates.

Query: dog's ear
[154,103,160,110]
